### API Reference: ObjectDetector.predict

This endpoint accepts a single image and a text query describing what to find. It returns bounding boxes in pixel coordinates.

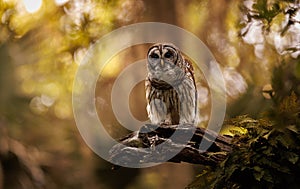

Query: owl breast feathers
[145,43,198,125]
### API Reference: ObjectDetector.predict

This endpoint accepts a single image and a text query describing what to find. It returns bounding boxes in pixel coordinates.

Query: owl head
[147,43,185,85]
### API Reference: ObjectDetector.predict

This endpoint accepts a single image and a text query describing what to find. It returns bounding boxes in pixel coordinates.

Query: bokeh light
[23,0,42,13]
[55,0,69,6]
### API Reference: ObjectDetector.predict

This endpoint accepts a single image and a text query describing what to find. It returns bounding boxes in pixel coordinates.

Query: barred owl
[145,43,198,125]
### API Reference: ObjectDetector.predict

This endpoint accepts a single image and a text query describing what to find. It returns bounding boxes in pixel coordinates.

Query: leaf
[286,152,299,164]
[262,129,273,139]
[286,125,299,134]
[224,164,239,180]
[262,146,274,156]
[229,127,247,136]
[186,168,215,189]
[262,170,273,183]
[253,170,264,181]
[276,134,291,148]
[279,92,298,114]
[252,0,281,23]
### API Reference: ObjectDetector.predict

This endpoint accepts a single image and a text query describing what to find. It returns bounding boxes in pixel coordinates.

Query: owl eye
[164,51,173,58]
[149,53,159,59]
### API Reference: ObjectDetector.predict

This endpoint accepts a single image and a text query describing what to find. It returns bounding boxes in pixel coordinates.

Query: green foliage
[240,0,299,56]
[188,76,300,188]
[252,0,281,24]
[242,0,298,31]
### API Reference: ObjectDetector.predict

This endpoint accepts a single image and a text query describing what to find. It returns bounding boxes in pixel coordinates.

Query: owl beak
[160,59,164,67]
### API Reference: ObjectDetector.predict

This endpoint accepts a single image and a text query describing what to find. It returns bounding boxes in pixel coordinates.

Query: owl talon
[159,120,172,126]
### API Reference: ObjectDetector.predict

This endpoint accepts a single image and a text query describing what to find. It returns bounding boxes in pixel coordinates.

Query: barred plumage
[145,43,198,125]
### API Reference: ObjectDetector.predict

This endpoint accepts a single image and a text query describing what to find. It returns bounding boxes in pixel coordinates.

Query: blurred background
[0,0,299,188]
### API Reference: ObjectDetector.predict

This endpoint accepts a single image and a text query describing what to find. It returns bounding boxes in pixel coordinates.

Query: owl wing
[145,76,152,102]
[183,57,196,87]
[183,57,198,123]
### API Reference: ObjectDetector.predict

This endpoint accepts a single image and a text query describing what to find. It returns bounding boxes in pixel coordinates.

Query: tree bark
[109,124,233,168]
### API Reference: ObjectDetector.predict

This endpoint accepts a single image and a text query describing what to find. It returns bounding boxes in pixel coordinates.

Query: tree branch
[109,124,233,168]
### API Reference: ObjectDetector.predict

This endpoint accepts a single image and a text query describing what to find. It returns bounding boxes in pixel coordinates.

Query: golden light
[55,0,69,6]
[23,0,42,13]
